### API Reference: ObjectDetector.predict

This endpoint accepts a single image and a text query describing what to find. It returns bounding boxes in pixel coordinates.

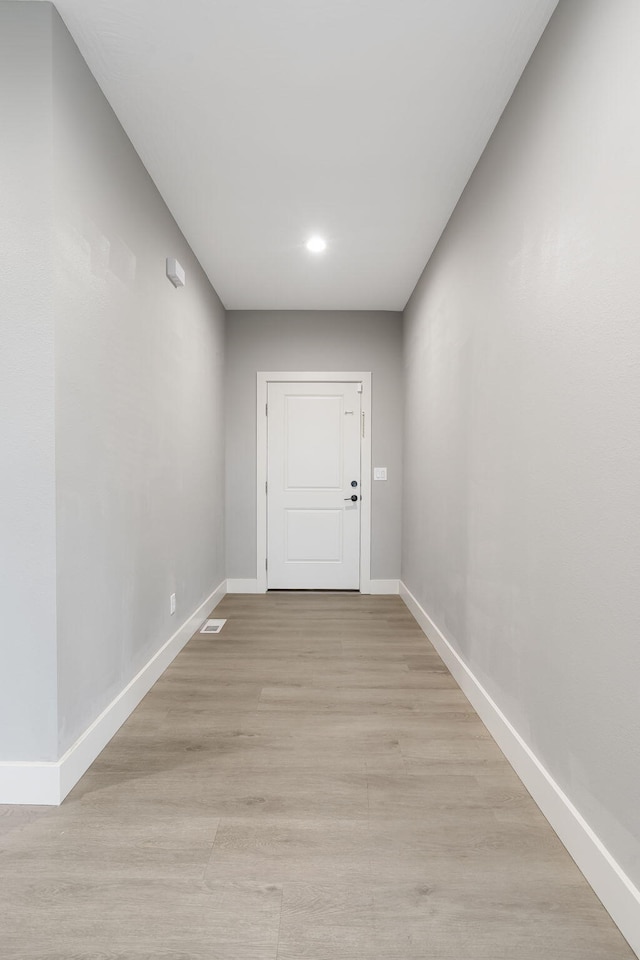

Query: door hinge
[265,557,268,570]
[356,382,363,394]
[265,480,268,494]
[361,411,365,438]
[265,403,268,416]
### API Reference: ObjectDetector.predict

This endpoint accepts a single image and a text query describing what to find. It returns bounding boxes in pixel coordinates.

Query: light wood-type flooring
[0,593,635,959]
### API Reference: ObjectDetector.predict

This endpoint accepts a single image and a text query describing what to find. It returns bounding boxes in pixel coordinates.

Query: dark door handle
[344,495,358,502]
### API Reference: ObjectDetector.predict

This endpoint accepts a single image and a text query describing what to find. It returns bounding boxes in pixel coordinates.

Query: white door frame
[257,371,372,594]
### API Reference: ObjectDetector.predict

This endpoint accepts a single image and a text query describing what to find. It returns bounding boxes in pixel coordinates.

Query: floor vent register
[200,619,227,634]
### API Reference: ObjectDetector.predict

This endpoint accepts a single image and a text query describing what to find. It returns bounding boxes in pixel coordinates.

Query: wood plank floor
[0,593,634,959]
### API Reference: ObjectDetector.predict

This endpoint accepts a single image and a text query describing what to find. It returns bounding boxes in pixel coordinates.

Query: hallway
[0,594,633,959]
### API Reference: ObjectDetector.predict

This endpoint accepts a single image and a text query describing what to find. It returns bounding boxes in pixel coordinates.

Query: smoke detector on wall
[166,257,186,287]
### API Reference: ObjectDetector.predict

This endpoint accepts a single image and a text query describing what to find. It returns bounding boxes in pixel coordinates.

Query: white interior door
[267,381,361,589]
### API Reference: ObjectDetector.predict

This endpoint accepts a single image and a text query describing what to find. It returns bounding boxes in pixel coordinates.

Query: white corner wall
[0,4,226,802]
[0,2,58,764]
[401,0,640,952]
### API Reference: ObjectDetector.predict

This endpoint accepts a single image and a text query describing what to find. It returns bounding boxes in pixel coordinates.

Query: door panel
[285,509,343,562]
[267,381,361,589]
[285,396,343,489]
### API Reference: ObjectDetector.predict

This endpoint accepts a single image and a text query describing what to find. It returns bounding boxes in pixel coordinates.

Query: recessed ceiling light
[306,236,327,253]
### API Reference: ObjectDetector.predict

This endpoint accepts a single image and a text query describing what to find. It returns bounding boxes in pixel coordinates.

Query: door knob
[344,494,358,502]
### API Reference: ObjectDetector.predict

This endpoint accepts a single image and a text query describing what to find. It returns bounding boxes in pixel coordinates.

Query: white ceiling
[47,0,559,310]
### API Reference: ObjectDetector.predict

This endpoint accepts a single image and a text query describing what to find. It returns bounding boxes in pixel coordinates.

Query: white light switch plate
[374,467,387,481]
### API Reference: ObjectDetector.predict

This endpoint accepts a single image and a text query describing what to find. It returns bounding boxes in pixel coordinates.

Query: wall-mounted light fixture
[166,257,185,287]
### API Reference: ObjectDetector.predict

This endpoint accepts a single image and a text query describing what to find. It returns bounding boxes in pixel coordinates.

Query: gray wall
[402,0,640,889]
[51,9,226,755]
[0,3,58,762]
[0,3,226,761]
[226,311,403,581]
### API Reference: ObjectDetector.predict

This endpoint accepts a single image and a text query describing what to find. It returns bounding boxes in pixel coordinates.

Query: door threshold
[267,589,360,594]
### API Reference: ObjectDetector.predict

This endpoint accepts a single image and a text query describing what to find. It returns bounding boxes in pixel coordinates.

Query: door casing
[257,371,372,594]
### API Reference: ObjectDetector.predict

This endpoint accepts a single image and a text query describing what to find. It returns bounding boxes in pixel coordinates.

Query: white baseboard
[370,579,400,595]
[0,763,60,807]
[226,578,262,593]
[399,580,640,959]
[0,580,227,807]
